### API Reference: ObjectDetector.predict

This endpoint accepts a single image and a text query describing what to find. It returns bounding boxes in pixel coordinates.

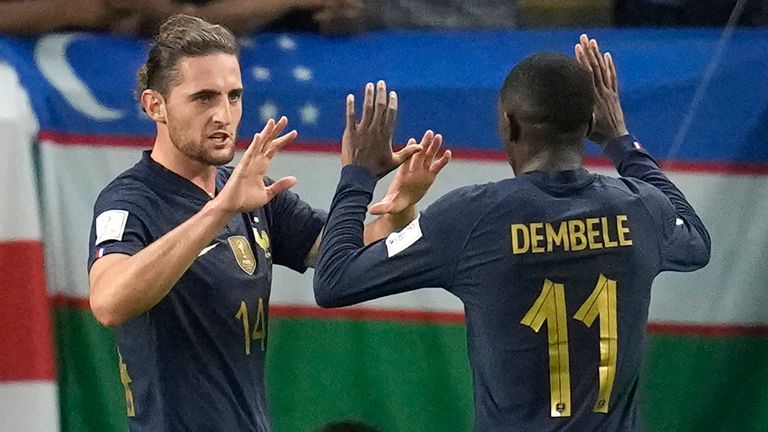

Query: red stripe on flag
[646,322,768,337]
[0,241,55,381]
[269,304,467,324]
[49,294,768,336]
[38,130,768,176]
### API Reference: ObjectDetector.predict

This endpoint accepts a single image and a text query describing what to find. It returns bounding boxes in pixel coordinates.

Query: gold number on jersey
[118,352,135,417]
[235,298,267,355]
[574,274,618,413]
[521,279,572,417]
[521,274,619,417]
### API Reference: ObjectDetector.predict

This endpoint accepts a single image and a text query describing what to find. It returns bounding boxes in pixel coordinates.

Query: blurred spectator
[0,0,367,35]
[110,0,367,35]
[366,0,516,29]
[0,0,117,34]
[317,420,381,432]
[615,0,768,26]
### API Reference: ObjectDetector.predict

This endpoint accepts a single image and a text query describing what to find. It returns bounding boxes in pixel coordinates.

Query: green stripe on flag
[267,318,474,432]
[54,307,768,432]
[54,308,128,432]
[642,334,768,432]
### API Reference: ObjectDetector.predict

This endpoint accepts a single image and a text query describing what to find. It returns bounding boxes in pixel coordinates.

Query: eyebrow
[188,88,244,99]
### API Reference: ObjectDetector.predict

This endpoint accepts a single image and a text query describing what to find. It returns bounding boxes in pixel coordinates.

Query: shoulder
[424,180,517,221]
[93,166,155,216]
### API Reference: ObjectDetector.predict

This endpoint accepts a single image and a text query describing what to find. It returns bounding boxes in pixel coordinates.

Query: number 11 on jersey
[521,274,619,417]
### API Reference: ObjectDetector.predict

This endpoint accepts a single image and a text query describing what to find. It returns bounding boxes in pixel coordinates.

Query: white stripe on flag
[0,62,41,242]
[0,381,59,432]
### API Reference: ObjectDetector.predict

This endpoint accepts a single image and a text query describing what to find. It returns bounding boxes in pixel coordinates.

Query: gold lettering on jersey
[511,215,633,255]
[254,229,272,259]
[546,221,569,252]
[617,215,633,246]
[228,236,257,275]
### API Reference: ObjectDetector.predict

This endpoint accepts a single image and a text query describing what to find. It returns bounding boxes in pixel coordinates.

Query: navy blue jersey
[314,135,710,431]
[88,151,324,432]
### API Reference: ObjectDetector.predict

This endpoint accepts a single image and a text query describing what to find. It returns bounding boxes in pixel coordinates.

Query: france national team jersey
[314,135,711,431]
[88,151,324,432]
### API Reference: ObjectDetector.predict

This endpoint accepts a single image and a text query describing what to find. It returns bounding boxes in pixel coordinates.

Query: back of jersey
[454,169,660,431]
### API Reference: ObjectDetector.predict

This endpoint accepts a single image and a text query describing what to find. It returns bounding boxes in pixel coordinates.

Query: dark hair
[499,52,594,135]
[317,421,381,432]
[136,14,238,99]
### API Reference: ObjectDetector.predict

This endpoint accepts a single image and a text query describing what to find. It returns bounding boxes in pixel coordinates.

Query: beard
[167,116,236,166]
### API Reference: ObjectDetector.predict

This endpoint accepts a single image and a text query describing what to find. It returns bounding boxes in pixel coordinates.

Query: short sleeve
[263,178,326,272]
[87,189,152,273]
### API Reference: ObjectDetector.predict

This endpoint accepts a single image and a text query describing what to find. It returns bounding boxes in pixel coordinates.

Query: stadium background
[1,27,768,432]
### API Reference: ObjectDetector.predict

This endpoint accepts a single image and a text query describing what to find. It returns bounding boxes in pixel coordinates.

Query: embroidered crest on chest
[227,236,257,275]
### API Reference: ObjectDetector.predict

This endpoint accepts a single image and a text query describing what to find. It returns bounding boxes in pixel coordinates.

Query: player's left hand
[369,130,451,215]
[575,34,629,147]
[341,80,422,178]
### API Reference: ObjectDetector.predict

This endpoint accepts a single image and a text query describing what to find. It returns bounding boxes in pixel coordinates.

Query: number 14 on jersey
[521,274,618,417]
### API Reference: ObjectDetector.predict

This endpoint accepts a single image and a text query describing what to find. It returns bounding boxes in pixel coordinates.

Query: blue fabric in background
[1,29,766,164]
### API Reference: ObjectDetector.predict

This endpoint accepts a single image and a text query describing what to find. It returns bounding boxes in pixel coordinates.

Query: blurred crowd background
[2,0,767,36]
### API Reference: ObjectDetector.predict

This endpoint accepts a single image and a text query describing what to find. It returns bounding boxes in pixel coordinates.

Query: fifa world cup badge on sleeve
[95,209,129,245]
[385,215,423,258]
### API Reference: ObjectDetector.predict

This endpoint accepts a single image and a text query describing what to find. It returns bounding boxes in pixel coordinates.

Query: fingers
[421,130,440,167]
[405,138,421,171]
[392,142,423,167]
[345,94,356,131]
[361,82,374,127]
[368,199,393,216]
[579,34,603,88]
[252,118,276,154]
[265,176,297,201]
[430,148,451,174]
[575,43,595,88]
[371,80,388,127]
[264,129,297,158]
[605,52,619,93]
[384,90,398,131]
[267,116,289,145]
[591,39,611,89]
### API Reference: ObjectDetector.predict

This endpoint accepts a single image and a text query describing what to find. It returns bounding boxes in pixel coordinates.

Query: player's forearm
[314,165,377,306]
[89,200,233,327]
[303,199,416,268]
[187,0,316,34]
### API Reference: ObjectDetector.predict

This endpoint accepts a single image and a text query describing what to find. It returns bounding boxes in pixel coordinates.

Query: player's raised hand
[216,116,297,214]
[575,34,629,147]
[342,80,422,178]
[369,130,451,215]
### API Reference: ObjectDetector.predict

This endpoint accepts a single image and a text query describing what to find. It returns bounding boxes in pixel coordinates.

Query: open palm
[217,117,297,214]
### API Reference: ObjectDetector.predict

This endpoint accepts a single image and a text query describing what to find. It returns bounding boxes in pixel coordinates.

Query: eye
[197,95,211,104]
[228,93,241,103]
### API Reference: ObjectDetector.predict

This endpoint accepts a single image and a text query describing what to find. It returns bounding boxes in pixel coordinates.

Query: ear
[504,111,520,143]
[141,89,167,124]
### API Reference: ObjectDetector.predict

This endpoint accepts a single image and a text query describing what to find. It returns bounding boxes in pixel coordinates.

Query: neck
[150,130,217,196]
[511,137,584,174]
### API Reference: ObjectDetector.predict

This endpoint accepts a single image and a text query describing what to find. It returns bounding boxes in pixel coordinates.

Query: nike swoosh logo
[198,243,219,257]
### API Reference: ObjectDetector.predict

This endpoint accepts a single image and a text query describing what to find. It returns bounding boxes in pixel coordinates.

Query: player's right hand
[215,117,297,215]
[575,34,629,147]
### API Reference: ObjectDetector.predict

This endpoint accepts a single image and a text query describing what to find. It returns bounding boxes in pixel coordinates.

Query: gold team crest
[228,236,257,275]
[254,229,271,259]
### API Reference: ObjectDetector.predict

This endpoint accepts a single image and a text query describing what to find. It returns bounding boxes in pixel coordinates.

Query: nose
[212,98,232,128]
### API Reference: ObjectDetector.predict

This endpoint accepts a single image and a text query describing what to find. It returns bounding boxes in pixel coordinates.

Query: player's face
[164,53,243,166]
